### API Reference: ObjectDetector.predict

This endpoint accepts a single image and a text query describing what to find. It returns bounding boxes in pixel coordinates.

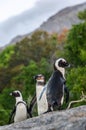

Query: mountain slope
[38,2,86,33]
[10,2,86,45]
[0,2,86,49]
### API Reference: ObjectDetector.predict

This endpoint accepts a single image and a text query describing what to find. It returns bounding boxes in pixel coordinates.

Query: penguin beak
[10,91,21,97]
[10,92,15,97]
[65,62,71,68]
[10,92,12,96]
[33,76,36,80]
[67,64,71,68]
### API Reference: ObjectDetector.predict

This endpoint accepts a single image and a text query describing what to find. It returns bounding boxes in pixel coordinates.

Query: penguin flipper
[43,103,52,114]
[64,85,69,103]
[26,105,33,118]
[28,93,37,117]
[39,84,47,100]
[8,106,16,124]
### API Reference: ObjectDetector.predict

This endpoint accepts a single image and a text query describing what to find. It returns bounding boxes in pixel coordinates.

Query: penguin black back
[47,70,65,109]
[46,58,70,112]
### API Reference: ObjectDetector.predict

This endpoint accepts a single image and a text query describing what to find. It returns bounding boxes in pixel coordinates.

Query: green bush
[67,67,86,101]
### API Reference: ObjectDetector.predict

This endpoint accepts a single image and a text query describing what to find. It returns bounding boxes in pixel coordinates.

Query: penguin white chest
[14,104,27,122]
[36,85,48,115]
[61,84,64,105]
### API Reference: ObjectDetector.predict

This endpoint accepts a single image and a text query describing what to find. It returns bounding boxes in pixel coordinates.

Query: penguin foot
[43,111,51,114]
[43,109,52,114]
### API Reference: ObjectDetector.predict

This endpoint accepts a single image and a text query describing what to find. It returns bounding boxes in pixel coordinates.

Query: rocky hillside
[9,2,86,45]
[38,2,86,33]
[0,105,86,130]
[0,2,86,50]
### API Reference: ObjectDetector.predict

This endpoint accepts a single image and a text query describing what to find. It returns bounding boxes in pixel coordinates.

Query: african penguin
[46,58,70,112]
[29,74,48,116]
[9,90,32,123]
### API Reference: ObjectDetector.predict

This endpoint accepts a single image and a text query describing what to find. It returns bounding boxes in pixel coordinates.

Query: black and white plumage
[46,58,70,112]
[8,90,32,124]
[29,74,48,116]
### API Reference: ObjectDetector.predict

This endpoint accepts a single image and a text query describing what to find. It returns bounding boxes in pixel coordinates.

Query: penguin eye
[58,60,67,67]
[37,77,41,80]
[63,61,66,65]
[58,60,63,67]
[37,76,42,80]
[62,61,69,66]
[16,92,20,97]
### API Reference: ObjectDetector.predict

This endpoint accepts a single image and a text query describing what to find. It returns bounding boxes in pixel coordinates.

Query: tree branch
[67,91,86,109]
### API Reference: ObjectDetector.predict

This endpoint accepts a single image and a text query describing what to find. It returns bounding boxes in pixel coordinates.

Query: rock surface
[39,2,86,33]
[0,105,86,130]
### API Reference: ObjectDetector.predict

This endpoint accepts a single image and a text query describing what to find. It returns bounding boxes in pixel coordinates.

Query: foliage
[78,9,86,21]
[0,108,9,125]
[9,30,57,66]
[64,22,86,66]
[58,28,69,44]
[0,45,15,68]
[66,67,86,99]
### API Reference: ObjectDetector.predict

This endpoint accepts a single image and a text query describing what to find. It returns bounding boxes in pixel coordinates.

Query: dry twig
[67,91,86,109]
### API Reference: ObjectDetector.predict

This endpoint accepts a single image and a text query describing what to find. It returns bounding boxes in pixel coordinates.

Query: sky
[0,0,37,23]
[0,0,86,47]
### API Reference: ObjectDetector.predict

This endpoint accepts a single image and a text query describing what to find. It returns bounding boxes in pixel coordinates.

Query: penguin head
[10,90,22,98]
[54,58,70,70]
[34,74,46,84]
